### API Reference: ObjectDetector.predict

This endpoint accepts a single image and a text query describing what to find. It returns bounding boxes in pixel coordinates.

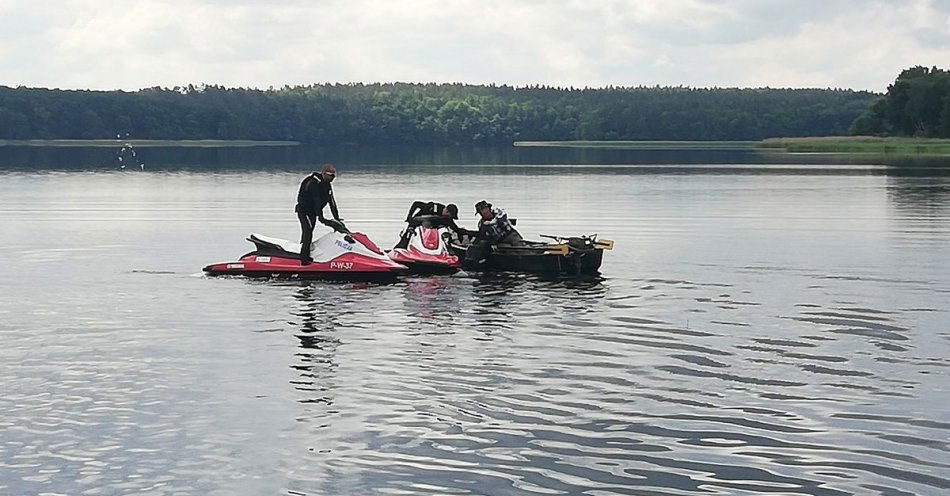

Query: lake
[1,146,949,495]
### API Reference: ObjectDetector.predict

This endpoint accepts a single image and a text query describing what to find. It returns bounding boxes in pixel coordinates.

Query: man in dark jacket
[403,201,456,222]
[465,200,523,266]
[395,201,468,249]
[295,164,345,264]
[474,200,521,245]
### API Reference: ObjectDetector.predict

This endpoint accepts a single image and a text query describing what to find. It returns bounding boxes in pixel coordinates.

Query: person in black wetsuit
[395,201,468,249]
[295,164,345,264]
[404,201,456,222]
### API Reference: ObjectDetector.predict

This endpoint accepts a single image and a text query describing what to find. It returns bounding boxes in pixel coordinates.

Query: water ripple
[3,170,949,495]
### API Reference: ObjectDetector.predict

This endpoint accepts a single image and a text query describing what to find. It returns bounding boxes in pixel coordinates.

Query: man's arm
[404,201,428,222]
[328,186,341,221]
[445,218,468,236]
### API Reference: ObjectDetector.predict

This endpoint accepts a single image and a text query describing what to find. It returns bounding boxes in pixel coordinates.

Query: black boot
[394,229,412,249]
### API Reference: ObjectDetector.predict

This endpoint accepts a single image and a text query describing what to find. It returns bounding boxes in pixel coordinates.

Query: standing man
[295,164,345,264]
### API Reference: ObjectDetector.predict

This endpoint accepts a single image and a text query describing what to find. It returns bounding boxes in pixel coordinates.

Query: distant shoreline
[759,136,950,155]
[0,139,300,148]
[515,138,950,156]
[4,138,948,156]
[514,140,758,150]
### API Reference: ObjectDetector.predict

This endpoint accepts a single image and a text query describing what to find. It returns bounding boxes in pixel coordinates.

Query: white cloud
[0,0,947,91]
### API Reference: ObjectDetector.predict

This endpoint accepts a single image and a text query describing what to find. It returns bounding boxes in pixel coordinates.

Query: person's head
[320,163,337,183]
[442,204,459,219]
[475,200,492,220]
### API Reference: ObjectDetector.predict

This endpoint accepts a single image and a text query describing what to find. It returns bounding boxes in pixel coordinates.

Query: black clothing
[475,208,521,244]
[298,211,316,263]
[465,208,523,266]
[295,173,340,224]
[463,240,492,267]
[295,173,342,262]
[463,231,524,267]
[408,214,464,234]
[396,213,469,250]
[404,201,446,222]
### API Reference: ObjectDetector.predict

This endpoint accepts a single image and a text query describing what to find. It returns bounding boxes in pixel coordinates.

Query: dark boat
[448,234,613,275]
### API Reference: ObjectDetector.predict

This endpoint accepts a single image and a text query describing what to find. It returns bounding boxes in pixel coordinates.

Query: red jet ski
[388,221,460,275]
[204,230,407,282]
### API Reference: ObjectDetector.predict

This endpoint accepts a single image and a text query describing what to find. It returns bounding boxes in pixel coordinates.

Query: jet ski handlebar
[323,218,350,234]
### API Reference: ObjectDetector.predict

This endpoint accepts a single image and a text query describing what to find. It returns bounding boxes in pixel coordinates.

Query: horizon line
[0,81,880,94]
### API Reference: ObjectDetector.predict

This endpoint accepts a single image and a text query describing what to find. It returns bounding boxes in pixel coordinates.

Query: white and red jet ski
[204,230,407,281]
[388,222,460,275]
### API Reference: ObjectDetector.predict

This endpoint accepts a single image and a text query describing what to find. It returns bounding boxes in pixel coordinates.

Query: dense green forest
[0,83,875,144]
[851,66,950,137]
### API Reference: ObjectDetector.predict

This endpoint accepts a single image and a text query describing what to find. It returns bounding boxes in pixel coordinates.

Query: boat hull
[462,248,603,275]
[448,240,607,275]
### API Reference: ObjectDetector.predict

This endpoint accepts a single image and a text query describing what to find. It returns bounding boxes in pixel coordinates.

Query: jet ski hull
[204,231,407,281]
[203,253,406,281]
[388,223,461,275]
[388,253,460,275]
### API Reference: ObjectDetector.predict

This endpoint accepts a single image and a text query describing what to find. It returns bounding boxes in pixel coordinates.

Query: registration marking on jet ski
[335,240,353,251]
[330,261,354,270]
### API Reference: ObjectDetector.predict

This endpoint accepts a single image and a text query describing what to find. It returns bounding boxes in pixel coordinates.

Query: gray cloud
[0,0,947,91]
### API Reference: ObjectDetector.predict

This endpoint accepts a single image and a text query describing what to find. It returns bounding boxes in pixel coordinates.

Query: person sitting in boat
[395,201,467,249]
[465,200,523,264]
[295,164,346,265]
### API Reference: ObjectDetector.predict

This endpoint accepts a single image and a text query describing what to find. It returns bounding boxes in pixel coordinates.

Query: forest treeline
[0,83,876,144]
[851,66,950,137]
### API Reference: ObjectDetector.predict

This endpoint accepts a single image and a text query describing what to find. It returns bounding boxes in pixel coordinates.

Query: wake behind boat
[203,231,407,281]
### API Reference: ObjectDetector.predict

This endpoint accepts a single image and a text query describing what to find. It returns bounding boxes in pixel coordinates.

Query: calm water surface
[1,149,949,495]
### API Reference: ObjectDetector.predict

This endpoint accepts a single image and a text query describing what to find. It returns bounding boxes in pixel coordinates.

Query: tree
[850,66,950,137]
[0,83,877,143]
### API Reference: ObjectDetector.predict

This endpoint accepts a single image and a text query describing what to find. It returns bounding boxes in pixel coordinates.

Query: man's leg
[464,239,492,267]
[396,217,424,250]
[298,211,315,264]
[395,227,412,249]
[499,229,524,246]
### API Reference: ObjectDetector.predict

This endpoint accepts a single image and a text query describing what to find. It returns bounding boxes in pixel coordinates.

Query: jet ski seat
[247,233,302,258]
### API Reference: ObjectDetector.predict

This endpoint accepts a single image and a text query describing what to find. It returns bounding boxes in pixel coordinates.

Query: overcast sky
[1,0,948,92]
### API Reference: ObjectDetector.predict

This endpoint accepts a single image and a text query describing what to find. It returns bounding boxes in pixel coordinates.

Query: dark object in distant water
[449,234,613,275]
[116,140,145,170]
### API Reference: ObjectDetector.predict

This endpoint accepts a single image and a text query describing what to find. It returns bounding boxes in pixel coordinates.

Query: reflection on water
[888,175,950,216]
[3,143,950,172]
[291,284,342,409]
[267,273,950,496]
[1,159,949,495]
